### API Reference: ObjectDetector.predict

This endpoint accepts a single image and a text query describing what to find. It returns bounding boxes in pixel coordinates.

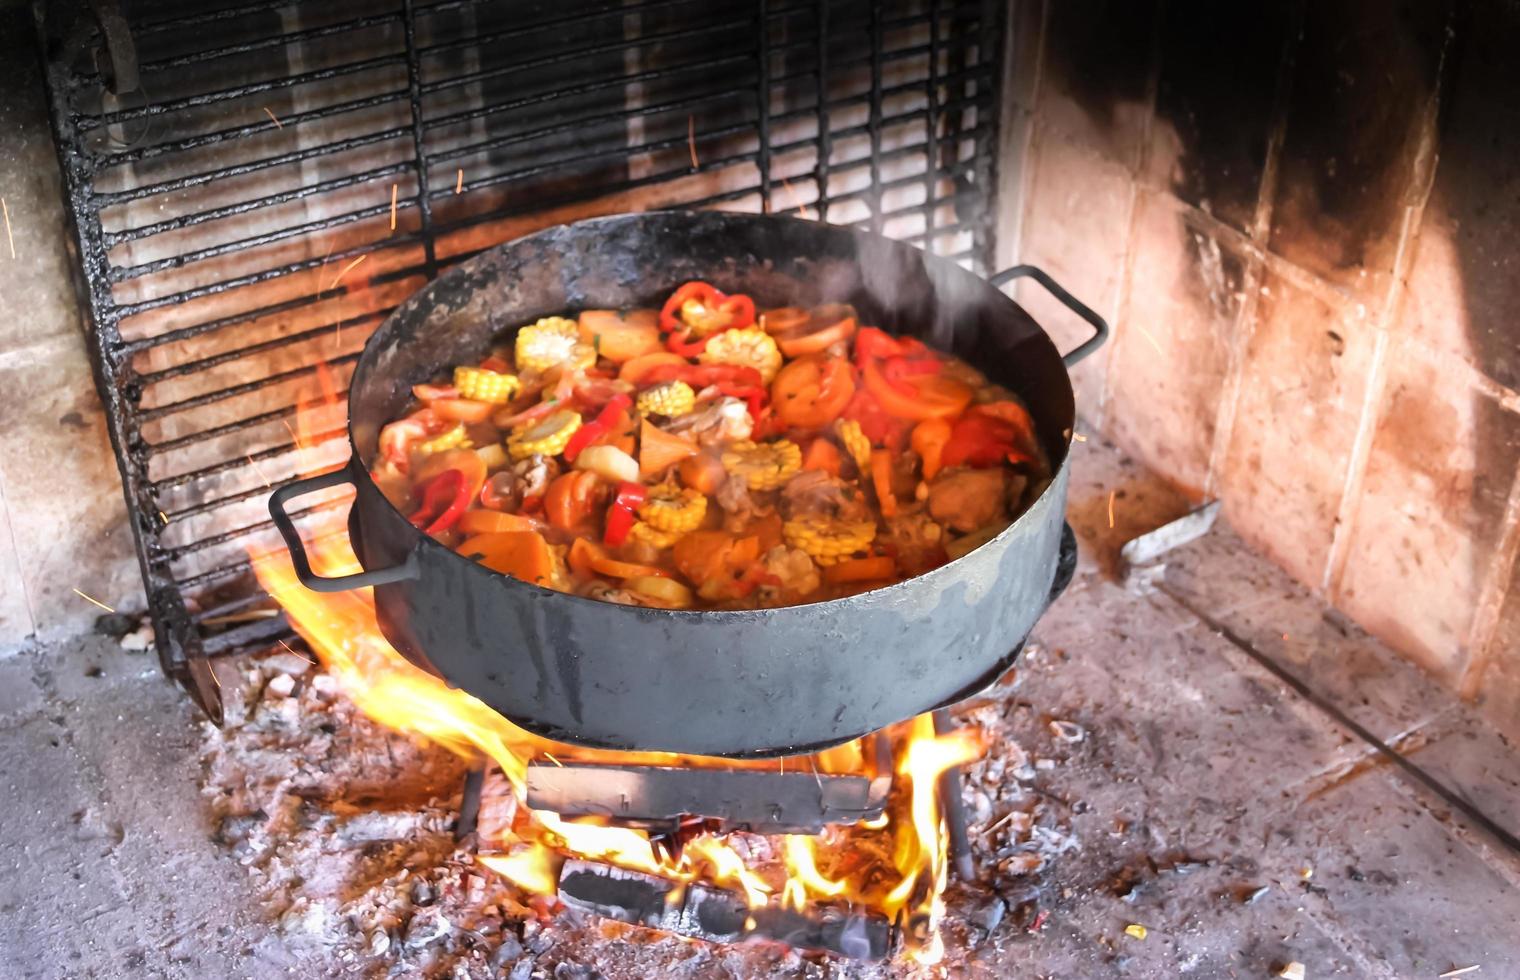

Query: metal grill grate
[35,0,1007,718]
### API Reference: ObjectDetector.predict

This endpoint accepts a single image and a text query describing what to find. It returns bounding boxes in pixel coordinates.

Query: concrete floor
[2,433,1517,979]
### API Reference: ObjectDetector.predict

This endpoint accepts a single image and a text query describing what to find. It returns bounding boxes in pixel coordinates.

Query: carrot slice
[619,351,689,384]
[590,555,671,579]
[545,470,601,530]
[801,437,842,477]
[579,309,663,363]
[869,448,898,517]
[822,555,897,584]
[640,418,699,478]
[458,531,555,586]
[458,509,541,535]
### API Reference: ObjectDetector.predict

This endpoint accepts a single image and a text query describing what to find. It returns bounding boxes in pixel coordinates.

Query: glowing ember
[248,369,987,959]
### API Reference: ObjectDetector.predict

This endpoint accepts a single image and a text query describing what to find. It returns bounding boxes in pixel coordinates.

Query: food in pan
[370,282,1049,609]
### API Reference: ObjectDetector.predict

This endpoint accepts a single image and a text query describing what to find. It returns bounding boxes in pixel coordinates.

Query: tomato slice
[861,358,972,420]
[771,355,856,429]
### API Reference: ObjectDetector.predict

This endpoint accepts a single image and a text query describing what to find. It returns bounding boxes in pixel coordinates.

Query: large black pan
[268,211,1106,757]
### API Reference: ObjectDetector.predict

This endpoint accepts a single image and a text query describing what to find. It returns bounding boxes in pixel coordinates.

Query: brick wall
[999,0,1520,731]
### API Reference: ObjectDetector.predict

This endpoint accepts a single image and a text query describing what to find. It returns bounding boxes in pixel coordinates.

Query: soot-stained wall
[999,0,1520,735]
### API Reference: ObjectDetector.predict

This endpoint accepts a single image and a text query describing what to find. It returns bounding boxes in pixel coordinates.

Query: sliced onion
[574,444,640,484]
[625,575,694,608]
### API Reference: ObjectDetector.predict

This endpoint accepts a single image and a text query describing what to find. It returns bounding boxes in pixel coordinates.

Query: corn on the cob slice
[418,424,470,455]
[506,409,582,460]
[834,418,871,470]
[698,326,783,383]
[782,516,877,566]
[515,317,596,373]
[454,366,520,404]
[637,483,707,533]
[720,439,802,491]
[636,380,697,418]
[627,521,684,549]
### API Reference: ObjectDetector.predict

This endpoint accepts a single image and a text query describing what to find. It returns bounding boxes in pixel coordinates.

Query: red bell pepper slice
[562,393,633,462]
[603,480,647,547]
[659,281,757,355]
[479,355,511,374]
[941,414,1021,469]
[409,469,470,534]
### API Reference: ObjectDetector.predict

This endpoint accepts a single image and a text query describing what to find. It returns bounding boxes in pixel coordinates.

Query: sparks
[541,751,564,768]
[72,588,115,613]
[1,197,13,260]
[389,183,398,232]
[781,177,811,219]
[326,254,367,291]
[1072,431,1087,443]
[262,107,283,129]
[158,510,169,525]
[687,114,698,169]
[247,454,274,489]
[1107,490,1116,529]
[455,168,464,194]
[1133,322,1165,357]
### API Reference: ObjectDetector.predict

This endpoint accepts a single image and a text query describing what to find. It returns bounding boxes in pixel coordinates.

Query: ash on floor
[2,433,1517,979]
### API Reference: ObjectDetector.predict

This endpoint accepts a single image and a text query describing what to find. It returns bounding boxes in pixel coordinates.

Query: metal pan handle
[991,264,1110,367]
[267,465,418,593]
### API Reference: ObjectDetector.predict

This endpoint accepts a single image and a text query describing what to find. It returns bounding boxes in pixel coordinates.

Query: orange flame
[251,367,987,957]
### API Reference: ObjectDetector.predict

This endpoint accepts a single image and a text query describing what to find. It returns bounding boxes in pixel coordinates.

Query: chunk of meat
[715,472,773,532]
[881,506,947,576]
[665,395,753,446]
[927,467,1008,533]
[779,470,872,522]
[755,546,821,605]
[483,453,561,511]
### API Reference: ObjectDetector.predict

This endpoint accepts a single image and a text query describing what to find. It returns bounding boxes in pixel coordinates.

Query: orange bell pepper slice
[822,555,897,584]
[801,437,842,477]
[911,417,952,481]
[590,555,672,579]
[869,448,898,517]
[458,531,555,586]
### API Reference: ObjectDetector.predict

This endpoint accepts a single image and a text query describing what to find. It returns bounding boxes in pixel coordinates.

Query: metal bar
[140,355,360,427]
[455,766,487,841]
[96,88,411,169]
[135,12,404,73]
[923,0,941,251]
[970,0,1002,270]
[109,193,409,282]
[165,496,347,561]
[200,616,295,657]
[104,159,412,247]
[114,236,409,319]
[755,0,772,213]
[417,0,715,56]
[868,3,884,233]
[812,0,830,221]
[400,0,438,278]
[36,35,213,713]
[426,84,757,169]
[79,54,408,131]
[90,126,411,207]
[420,52,752,133]
[419,19,754,97]
[130,0,304,35]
